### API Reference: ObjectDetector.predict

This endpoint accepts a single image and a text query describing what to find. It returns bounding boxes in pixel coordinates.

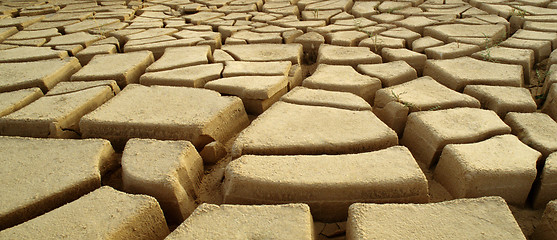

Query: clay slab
[0,88,43,117]
[532,152,557,209]
[533,199,557,239]
[0,137,116,230]
[80,84,249,149]
[224,146,428,222]
[0,57,81,93]
[346,197,526,240]
[0,187,169,239]
[166,203,314,240]
[401,107,511,168]
[140,63,224,88]
[463,85,537,118]
[504,112,557,158]
[0,81,119,138]
[423,56,523,92]
[232,101,398,157]
[302,64,382,103]
[70,51,154,88]
[434,134,540,206]
[222,43,303,64]
[122,138,203,223]
[280,87,372,111]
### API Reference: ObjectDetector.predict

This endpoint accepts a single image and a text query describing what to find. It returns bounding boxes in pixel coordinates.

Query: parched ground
[1,0,557,239]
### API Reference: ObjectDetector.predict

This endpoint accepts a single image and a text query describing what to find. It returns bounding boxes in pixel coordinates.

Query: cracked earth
[1,0,557,239]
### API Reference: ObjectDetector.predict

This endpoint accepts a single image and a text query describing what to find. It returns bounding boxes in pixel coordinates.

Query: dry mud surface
[1,0,557,239]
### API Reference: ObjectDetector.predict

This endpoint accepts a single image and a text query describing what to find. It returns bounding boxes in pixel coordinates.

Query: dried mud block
[24,20,80,32]
[166,203,314,240]
[0,46,68,63]
[140,63,224,88]
[304,0,353,11]
[542,84,557,121]
[0,187,169,239]
[145,45,212,72]
[504,112,557,158]
[205,75,288,114]
[6,28,60,41]
[499,37,551,63]
[124,38,204,59]
[357,61,417,87]
[294,31,325,58]
[379,27,421,49]
[280,87,371,111]
[63,18,120,34]
[325,30,368,46]
[122,139,203,223]
[0,16,44,30]
[124,36,177,48]
[200,141,227,164]
[0,81,119,138]
[381,48,427,75]
[512,29,557,50]
[464,85,537,118]
[424,42,481,60]
[412,36,444,53]
[0,27,17,42]
[302,64,382,103]
[218,25,253,41]
[0,44,16,51]
[471,46,535,83]
[544,64,557,94]
[394,16,438,35]
[533,199,557,239]
[550,49,557,65]
[287,64,304,89]
[3,38,47,47]
[316,44,382,67]
[109,28,146,43]
[222,61,291,77]
[0,57,81,93]
[532,153,557,209]
[54,44,83,56]
[224,146,428,222]
[124,28,179,42]
[401,108,511,168]
[231,30,282,44]
[434,135,540,206]
[374,77,480,135]
[0,137,116,230]
[352,1,380,18]
[301,9,339,23]
[225,37,247,45]
[423,57,523,92]
[70,51,154,88]
[44,32,104,48]
[424,23,506,43]
[92,36,121,50]
[213,49,235,63]
[346,197,526,240]
[369,13,404,24]
[359,35,406,54]
[80,84,249,149]
[185,11,225,25]
[0,88,43,117]
[524,21,557,34]
[377,1,412,12]
[75,44,117,66]
[186,32,220,51]
[222,43,302,64]
[232,101,398,157]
